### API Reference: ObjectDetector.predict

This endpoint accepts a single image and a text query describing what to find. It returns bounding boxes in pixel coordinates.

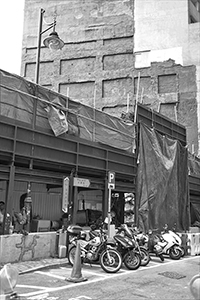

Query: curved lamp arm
[35,8,64,84]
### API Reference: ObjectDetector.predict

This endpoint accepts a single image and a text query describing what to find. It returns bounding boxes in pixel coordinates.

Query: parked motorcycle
[67,224,122,273]
[161,224,184,259]
[117,224,151,267]
[137,224,184,261]
[113,224,142,270]
[136,229,165,262]
[171,224,185,257]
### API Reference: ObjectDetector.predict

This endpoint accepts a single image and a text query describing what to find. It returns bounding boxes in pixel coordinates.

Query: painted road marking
[17,285,47,290]
[27,293,49,299]
[37,264,117,278]
[35,271,66,280]
[27,294,91,300]
[79,269,107,277]
[27,293,59,300]
[19,256,199,298]
[68,297,92,300]
[35,268,108,278]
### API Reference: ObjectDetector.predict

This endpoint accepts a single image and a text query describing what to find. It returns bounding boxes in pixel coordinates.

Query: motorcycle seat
[67,225,83,235]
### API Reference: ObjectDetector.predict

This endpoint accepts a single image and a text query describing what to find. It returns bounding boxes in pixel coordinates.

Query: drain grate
[158,271,186,279]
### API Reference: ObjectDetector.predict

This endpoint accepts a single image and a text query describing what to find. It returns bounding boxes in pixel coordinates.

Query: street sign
[73,177,90,187]
[107,170,116,238]
[108,183,115,189]
[62,177,69,213]
[108,171,115,189]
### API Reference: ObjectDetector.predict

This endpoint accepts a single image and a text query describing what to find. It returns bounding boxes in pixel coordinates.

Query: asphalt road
[15,255,200,300]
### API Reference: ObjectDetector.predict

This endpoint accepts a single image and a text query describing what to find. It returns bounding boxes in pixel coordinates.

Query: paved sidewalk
[1,257,69,275]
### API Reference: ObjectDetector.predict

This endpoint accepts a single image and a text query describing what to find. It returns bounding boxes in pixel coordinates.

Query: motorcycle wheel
[100,248,122,273]
[180,246,185,257]
[139,248,151,266]
[169,246,182,260]
[123,251,141,270]
[68,245,83,266]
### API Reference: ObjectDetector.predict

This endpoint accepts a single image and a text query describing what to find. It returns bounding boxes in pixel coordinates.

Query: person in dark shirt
[0,201,11,235]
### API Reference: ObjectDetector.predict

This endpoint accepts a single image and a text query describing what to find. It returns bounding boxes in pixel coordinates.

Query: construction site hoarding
[0,69,135,153]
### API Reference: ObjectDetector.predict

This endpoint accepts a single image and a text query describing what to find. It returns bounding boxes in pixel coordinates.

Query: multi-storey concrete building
[21,0,135,117]
[134,0,200,155]
[21,0,200,155]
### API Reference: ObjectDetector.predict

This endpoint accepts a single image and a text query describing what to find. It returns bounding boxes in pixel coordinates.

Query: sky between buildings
[0,0,25,75]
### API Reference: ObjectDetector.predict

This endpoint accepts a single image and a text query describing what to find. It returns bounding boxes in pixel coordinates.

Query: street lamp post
[29,9,65,224]
[35,8,64,84]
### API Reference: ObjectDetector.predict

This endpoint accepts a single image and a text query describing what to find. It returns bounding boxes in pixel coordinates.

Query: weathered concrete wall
[21,0,199,154]
[197,66,200,156]
[188,23,200,66]
[21,0,134,114]
[0,232,57,263]
[133,1,200,154]
[134,60,198,154]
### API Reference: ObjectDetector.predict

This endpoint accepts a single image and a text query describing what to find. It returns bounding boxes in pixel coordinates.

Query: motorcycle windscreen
[136,123,190,233]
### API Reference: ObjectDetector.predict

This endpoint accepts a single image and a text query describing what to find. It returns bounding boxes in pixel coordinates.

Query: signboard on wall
[73,177,90,187]
[62,177,69,212]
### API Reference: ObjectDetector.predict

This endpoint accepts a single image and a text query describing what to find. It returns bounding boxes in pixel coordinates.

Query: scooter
[161,224,185,259]
[171,224,185,257]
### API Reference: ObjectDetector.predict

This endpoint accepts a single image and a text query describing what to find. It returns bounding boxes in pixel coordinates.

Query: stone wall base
[0,232,57,264]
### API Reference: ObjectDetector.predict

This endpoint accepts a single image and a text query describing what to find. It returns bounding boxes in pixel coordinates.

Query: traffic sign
[108,171,115,183]
[108,183,115,189]
[108,171,115,189]
[73,177,90,187]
